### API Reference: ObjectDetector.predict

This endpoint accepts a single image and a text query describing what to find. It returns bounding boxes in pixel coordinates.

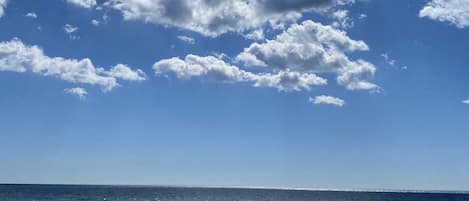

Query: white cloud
[309,95,345,107]
[331,9,353,29]
[66,0,97,9]
[25,12,38,19]
[177,35,195,44]
[359,13,367,19]
[419,0,469,28]
[153,54,326,92]
[64,24,78,33]
[64,87,88,99]
[104,0,353,37]
[236,20,378,91]
[462,99,469,104]
[244,29,265,40]
[0,0,7,18]
[64,24,80,40]
[381,53,396,66]
[91,19,100,26]
[106,64,146,81]
[0,38,145,91]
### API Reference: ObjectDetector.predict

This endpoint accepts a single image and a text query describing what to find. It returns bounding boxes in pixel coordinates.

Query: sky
[1,0,469,191]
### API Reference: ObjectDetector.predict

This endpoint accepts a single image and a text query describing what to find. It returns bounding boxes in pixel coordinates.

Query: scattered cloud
[462,99,469,104]
[153,54,326,92]
[64,24,78,33]
[66,0,97,9]
[419,0,469,28]
[0,0,7,18]
[102,13,110,23]
[64,24,80,40]
[104,0,354,37]
[309,95,345,107]
[331,9,353,29]
[91,19,100,26]
[359,13,367,19]
[381,53,407,70]
[236,20,378,91]
[24,12,38,19]
[0,38,145,91]
[177,35,195,44]
[381,53,396,66]
[64,87,88,99]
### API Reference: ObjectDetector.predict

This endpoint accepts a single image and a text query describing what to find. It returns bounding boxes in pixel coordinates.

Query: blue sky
[1,0,469,191]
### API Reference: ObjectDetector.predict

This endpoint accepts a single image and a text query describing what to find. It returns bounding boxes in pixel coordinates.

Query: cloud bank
[104,0,353,37]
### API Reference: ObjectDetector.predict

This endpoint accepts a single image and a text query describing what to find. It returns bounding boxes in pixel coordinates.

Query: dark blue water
[1,184,469,201]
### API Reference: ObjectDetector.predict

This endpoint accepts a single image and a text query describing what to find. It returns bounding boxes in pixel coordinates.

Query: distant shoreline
[1,183,468,195]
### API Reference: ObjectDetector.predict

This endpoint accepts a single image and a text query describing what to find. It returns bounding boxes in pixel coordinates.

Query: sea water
[1,184,469,201]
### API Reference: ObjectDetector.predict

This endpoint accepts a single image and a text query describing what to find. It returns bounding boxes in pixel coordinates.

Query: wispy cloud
[24,12,37,18]
[177,35,195,44]
[381,53,396,66]
[0,0,7,18]
[64,24,80,40]
[359,13,367,20]
[331,9,353,29]
[309,95,345,107]
[64,87,88,99]
[462,99,469,105]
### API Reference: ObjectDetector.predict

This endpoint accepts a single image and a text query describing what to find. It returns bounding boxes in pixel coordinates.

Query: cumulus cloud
[0,0,7,18]
[463,99,469,104]
[0,38,146,91]
[309,95,345,106]
[64,87,88,99]
[419,0,469,28]
[177,35,195,44]
[25,12,37,19]
[153,54,326,92]
[66,0,97,9]
[236,20,377,90]
[104,0,353,37]
[106,64,146,81]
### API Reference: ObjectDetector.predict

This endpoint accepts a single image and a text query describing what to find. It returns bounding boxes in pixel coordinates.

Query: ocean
[1,184,469,201]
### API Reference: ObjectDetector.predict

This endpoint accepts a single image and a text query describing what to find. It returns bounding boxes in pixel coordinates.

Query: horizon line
[1,183,468,194]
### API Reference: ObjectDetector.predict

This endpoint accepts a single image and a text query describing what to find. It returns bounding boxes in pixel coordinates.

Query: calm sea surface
[1,184,469,201]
